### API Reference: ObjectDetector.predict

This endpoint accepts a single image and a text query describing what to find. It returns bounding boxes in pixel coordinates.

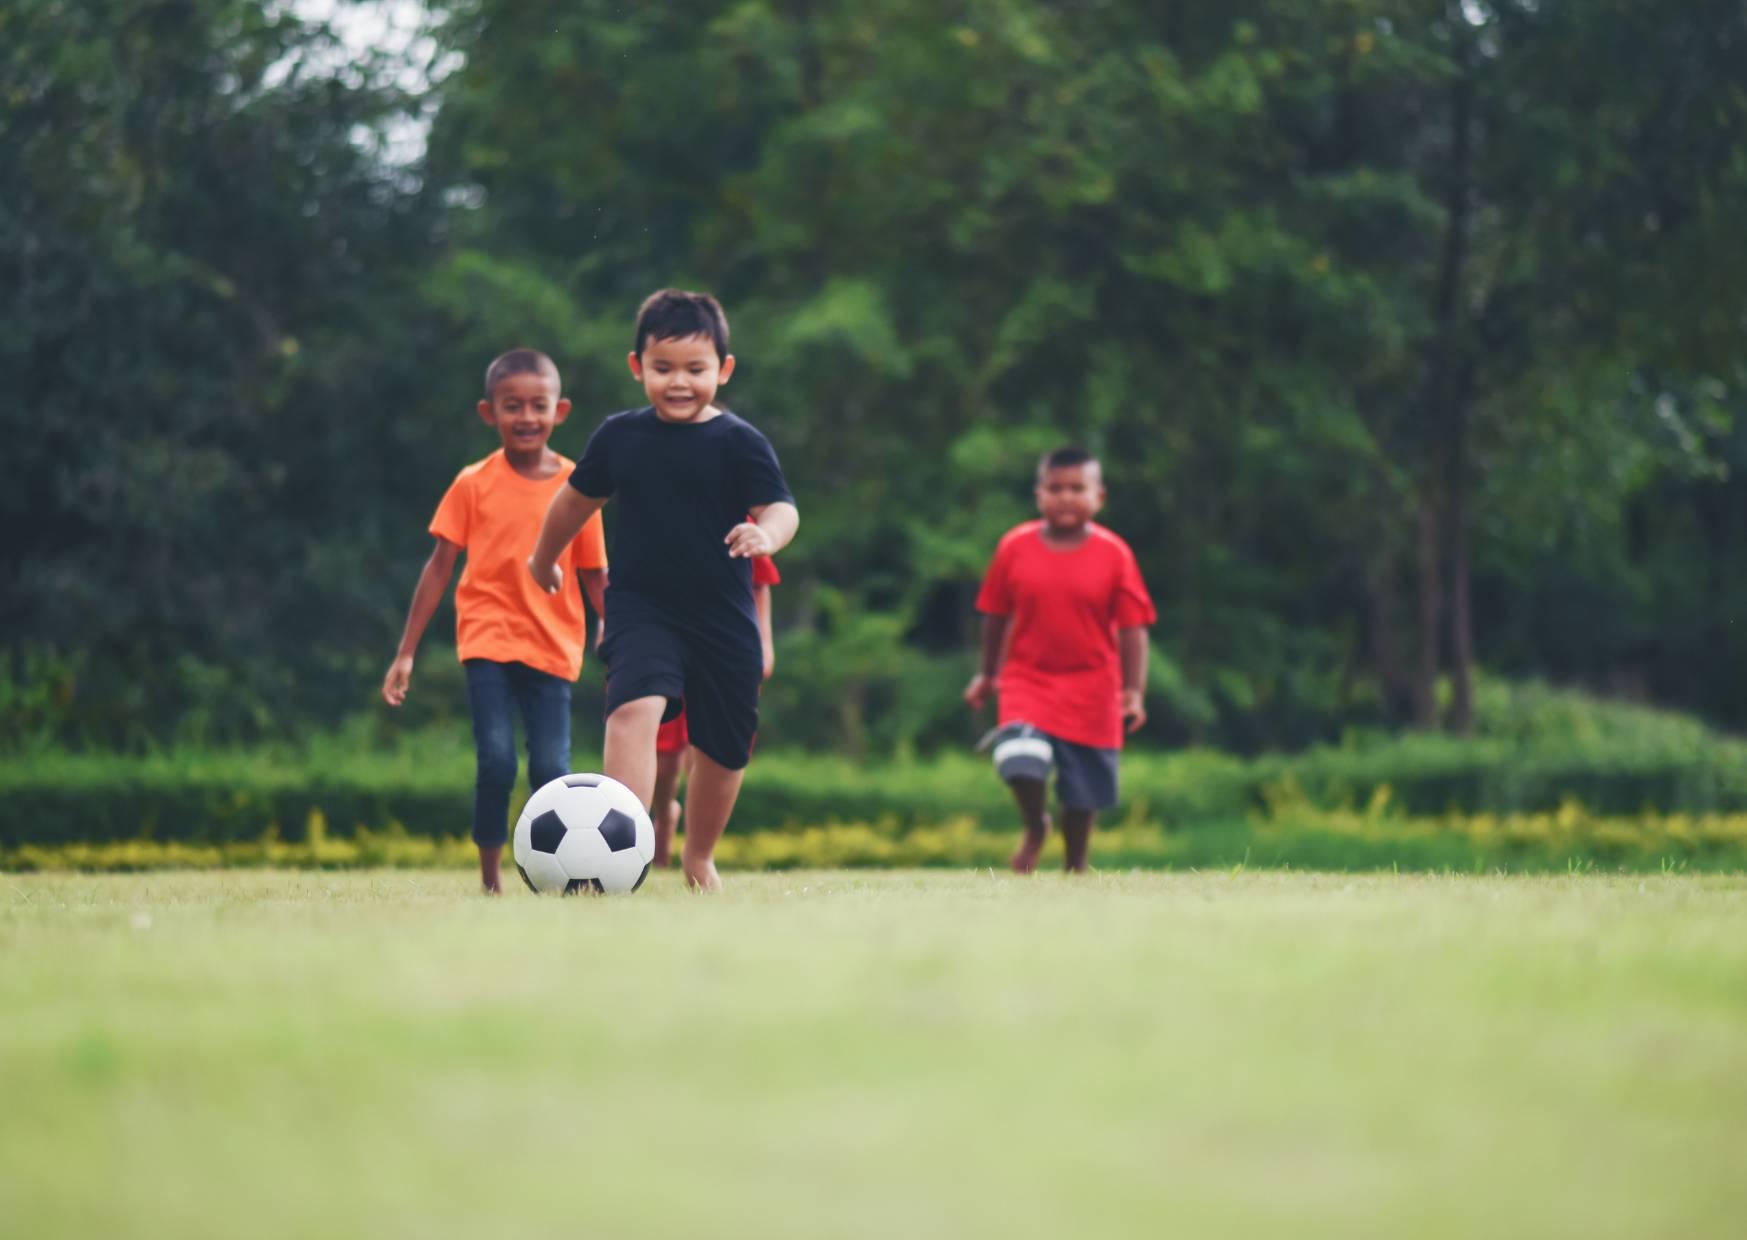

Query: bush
[8,712,1747,850]
[9,805,1747,874]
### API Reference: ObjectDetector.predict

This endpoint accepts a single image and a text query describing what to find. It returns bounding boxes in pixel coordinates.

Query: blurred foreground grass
[3,870,1746,1239]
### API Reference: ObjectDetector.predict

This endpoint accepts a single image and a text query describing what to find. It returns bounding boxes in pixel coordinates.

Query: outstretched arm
[963,613,1011,711]
[1119,626,1149,733]
[528,487,605,594]
[726,501,798,559]
[383,537,461,705]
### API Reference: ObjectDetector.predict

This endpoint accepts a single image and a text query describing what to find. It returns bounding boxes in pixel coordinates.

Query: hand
[526,555,563,595]
[1121,688,1147,734]
[725,522,774,559]
[964,673,994,711]
[592,618,605,653]
[382,655,414,706]
[762,645,776,681]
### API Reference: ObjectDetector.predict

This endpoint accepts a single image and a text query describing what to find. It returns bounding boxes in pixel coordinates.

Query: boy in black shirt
[529,290,798,891]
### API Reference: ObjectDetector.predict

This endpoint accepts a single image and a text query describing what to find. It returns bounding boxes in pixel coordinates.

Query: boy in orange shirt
[966,448,1156,874]
[383,349,608,894]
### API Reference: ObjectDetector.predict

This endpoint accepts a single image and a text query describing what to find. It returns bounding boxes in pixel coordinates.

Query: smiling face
[1035,461,1105,534]
[477,369,569,461]
[628,333,735,423]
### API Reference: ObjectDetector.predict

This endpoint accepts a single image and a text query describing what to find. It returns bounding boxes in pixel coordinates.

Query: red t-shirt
[975,520,1156,749]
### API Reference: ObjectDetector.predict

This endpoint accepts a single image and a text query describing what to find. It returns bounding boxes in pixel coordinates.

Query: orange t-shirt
[429,450,608,681]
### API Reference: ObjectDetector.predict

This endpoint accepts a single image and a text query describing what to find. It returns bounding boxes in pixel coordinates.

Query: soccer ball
[512,773,655,895]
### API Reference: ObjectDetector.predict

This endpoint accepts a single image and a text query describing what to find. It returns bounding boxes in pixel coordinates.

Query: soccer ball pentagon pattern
[512,773,655,895]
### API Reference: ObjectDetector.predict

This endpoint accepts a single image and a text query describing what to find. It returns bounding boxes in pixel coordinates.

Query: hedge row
[8,728,1747,848]
[8,806,1747,874]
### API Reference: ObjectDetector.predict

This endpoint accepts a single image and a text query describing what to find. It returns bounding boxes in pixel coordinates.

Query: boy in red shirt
[965,448,1156,873]
[650,551,779,868]
[383,349,608,894]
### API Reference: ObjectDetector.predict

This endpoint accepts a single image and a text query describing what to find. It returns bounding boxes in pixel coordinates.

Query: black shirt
[570,406,793,640]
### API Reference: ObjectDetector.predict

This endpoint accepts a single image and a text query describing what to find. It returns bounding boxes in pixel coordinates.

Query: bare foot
[1009,830,1047,875]
[682,856,722,892]
[478,845,504,895]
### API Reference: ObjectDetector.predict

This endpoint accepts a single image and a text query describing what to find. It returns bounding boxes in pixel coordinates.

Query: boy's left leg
[1053,739,1120,874]
[679,748,744,892]
[676,638,761,892]
[511,662,574,796]
[1059,810,1096,873]
[508,663,573,893]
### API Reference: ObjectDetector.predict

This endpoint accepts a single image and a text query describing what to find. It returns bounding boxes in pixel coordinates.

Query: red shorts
[655,711,689,754]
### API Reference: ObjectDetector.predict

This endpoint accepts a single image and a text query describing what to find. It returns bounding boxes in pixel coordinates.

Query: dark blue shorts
[600,594,762,770]
[1005,727,1120,812]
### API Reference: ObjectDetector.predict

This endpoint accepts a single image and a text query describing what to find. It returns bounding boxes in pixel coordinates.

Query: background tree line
[3,0,1745,756]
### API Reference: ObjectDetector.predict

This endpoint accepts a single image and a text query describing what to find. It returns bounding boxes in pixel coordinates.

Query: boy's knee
[608,696,668,738]
[475,745,517,790]
[614,694,669,718]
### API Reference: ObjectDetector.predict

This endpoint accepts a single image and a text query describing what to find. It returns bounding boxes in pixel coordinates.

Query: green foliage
[0,0,444,747]
[4,0,1747,754]
[11,695,1747,849]
[10,802,1747,875]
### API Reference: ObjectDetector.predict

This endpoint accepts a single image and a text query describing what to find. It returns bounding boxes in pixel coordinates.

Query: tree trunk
[1366,539,1409,723]
[1427,7,1477,732]
[838,681,866,761]
[1447,443,1474,734]
[1412,496,1443,729]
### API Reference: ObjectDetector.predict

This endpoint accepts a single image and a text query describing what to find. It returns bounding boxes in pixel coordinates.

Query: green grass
[4,870,1747,1239]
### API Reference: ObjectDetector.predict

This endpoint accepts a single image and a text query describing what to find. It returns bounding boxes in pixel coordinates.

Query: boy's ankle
[1010,833,1046,875]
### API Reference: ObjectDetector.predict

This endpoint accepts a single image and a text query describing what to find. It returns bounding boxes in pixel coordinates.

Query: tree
[0,0,438,743]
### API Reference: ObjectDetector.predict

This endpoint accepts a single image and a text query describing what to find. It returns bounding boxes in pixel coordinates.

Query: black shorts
[600,594,762,770]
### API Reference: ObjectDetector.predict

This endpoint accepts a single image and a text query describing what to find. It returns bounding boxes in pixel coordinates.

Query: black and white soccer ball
[512,773,655,895]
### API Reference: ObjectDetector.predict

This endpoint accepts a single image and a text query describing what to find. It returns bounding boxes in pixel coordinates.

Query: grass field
[4,869,1746,1239]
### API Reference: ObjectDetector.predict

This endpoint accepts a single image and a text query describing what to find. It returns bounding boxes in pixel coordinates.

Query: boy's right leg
[651,747,686,868]
[602,695,666,810]
[1005,777,1051,875]
[463,660,518,894]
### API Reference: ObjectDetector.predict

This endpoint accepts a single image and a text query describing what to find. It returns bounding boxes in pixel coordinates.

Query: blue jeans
[463,659,572,847]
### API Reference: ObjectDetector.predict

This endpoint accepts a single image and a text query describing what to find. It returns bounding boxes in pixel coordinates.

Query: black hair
[483,349,560,400]
[633,289,730,362]
[1038,446,1098,476]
